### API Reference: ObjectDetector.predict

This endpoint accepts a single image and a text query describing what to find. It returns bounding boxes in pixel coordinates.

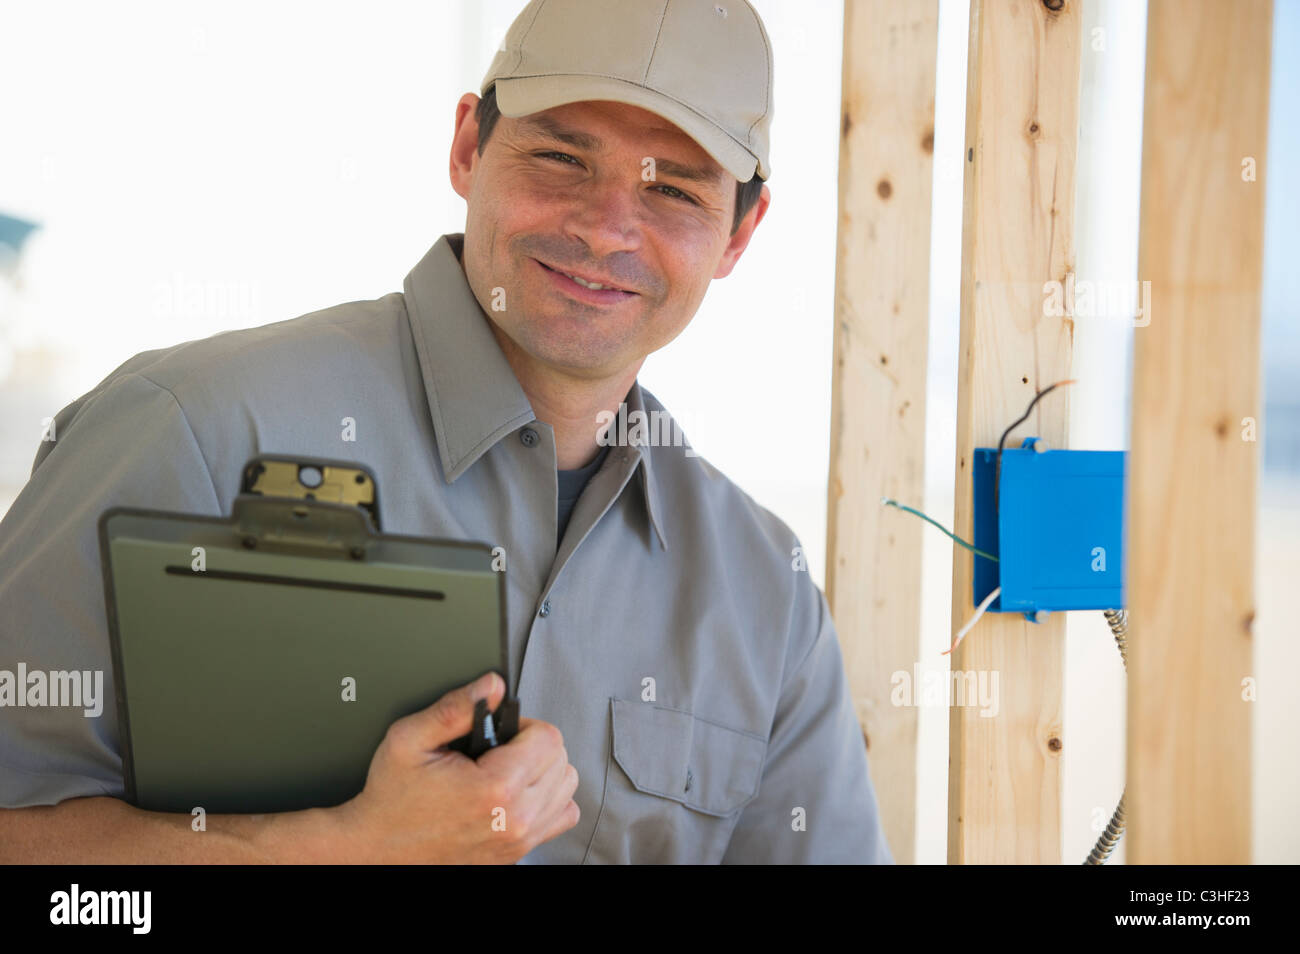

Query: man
[0,0,892,863]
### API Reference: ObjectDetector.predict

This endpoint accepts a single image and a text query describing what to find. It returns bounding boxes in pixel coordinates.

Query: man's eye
[538,151,580,165]
[655,185,696,204]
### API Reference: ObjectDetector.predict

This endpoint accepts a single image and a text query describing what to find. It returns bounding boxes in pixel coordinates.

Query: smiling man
[0,0,892,864]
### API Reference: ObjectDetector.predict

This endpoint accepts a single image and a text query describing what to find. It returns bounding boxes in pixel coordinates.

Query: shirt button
[538,598,551,618]
[519,426,539,447]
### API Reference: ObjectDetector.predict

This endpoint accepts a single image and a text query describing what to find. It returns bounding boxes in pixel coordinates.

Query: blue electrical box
[972,441,1126,620]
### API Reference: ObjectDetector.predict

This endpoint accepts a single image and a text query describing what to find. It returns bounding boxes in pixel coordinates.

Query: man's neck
[488,321,639,470]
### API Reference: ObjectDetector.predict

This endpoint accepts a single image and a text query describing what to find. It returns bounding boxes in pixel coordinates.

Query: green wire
[880,497,1000,562]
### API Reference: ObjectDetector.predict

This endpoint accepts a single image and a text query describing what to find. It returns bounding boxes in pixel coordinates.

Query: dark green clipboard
[98,489,514,815]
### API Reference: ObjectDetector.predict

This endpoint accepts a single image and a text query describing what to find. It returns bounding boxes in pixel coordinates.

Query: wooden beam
[826,0,939,865]
[1127,0,1271,864]
[947,0,1081,864]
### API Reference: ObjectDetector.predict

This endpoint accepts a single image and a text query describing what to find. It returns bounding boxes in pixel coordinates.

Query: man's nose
[563,173,645,260]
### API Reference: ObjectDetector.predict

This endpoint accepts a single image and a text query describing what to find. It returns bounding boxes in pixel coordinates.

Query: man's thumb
[418,670,505,750]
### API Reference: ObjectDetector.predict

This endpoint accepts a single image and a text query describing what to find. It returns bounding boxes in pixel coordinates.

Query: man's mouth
[534,258,637,295]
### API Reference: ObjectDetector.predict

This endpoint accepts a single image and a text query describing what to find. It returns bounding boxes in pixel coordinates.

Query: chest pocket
[582,699,767,863]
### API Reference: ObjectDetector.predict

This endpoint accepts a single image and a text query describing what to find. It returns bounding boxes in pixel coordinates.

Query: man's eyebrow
[514,115,602,152]
[652,158,725,187]
[514,115,725,190]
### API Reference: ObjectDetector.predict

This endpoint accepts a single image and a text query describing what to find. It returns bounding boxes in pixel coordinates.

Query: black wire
[993,382,1066,512]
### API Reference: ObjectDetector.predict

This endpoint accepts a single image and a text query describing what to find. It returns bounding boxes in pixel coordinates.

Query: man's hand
[332,671,580,863]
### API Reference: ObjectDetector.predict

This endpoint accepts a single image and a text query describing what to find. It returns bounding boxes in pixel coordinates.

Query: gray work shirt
[0,232,892,863]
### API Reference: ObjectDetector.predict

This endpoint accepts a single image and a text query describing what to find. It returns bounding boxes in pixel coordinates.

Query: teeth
[563,270,617,291]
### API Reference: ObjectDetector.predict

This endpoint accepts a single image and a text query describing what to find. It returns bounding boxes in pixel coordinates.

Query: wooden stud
[1127,0,1271,864]
[826,0,939,866]
[947,0,1082,864]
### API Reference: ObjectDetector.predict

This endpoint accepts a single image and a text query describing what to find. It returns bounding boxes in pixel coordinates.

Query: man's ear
[449,93,482,201]
[713,183,771,280]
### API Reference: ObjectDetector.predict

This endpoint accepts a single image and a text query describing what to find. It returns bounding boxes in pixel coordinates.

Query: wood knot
[1047,736,1063,752]
[1215,417,1230,438]
[1043,0,1065,11]
[921,129,935,154]
[877,179,893,199]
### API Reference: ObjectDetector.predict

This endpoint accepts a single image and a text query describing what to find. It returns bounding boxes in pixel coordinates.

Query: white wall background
[1,0,1294,863]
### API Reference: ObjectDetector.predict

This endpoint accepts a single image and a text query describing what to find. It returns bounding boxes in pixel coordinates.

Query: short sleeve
[722,566,895,864]
[0,372,221,807]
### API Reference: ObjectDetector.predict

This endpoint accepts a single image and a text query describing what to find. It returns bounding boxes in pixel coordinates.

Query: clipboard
[97,456,518,815]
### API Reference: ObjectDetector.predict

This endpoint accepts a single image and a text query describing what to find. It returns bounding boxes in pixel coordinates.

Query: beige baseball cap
[480,0,773,183]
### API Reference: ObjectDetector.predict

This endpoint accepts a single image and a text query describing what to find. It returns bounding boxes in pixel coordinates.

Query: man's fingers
[387,671,506,755]
[524,752,572,806]
[477,719,567,790]
[493,754,562,831]
[531,795,582,850]
[511,759,579,852]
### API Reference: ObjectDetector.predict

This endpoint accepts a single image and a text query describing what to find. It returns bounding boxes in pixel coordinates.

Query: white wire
[943,586,1001,656]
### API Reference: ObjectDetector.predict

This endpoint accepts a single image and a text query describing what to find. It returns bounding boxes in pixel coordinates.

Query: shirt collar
[403,233,669,552]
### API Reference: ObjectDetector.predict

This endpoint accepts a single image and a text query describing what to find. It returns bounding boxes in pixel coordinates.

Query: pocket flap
[610,699,766,817]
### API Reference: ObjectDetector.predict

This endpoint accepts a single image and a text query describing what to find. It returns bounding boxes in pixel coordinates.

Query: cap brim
[493,74,761,183]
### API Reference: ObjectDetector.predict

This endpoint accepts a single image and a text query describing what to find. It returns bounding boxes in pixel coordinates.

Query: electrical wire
[880,497,999,562]
[994,379,1076,511]
[1085,790,1127,866]
[1084,608,1129,865]
[1102,607,1128,669]
[881,384,1075,572]
[943,585,1000,656]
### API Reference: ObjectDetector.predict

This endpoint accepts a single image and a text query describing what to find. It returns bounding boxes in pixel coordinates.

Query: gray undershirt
[557,443,612,546]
